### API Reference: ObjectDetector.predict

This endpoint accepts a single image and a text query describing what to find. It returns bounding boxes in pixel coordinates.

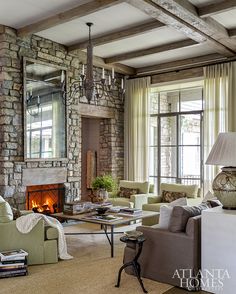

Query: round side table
[115,235,148,293]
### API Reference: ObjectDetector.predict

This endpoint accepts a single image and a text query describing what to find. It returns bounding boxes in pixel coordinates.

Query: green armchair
[142,183,202,226]
[0,219,59,265]
[108,180,154,209]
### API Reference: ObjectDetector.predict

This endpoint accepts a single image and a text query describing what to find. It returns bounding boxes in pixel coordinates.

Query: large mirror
[24,58,67,159]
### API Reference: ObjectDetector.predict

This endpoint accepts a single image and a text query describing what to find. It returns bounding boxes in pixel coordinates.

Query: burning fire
[31,198,54,213]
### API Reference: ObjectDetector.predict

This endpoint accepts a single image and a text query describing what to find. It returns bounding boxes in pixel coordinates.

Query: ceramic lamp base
[213,167,236,209]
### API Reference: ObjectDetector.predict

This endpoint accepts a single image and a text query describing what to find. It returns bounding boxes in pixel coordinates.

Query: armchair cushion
[162,190,187,203]
[0,199,13,223]
[119,180,149,194]
[169,203,209,233]
[161,183,198,198]
[118,187,139,198]
[159,197,187,229]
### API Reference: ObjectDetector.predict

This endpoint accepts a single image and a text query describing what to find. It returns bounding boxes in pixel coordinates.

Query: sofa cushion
[168,203,209,233]
[119,180,149,194]
[118,187,139,198]
[162,190,187,203]
[159,197,187,230]
[0,200,13,223]
[160,183,198,198]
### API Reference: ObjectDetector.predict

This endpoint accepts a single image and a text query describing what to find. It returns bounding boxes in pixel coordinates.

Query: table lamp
[205,132,236,209]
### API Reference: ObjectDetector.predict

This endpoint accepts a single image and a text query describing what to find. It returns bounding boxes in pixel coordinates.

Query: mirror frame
[23,57,69,161]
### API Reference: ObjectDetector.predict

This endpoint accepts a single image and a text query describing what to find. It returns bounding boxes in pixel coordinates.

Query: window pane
[149,117,158,146]
[180,88,202,111]
[42,129,52,157]
[150,91,159,114]
[161,147,177,177]
[160,177,176,184]
[180,179,201,189]
[160,91,179,113]
[179,146,200,178]
[31,130,40,158]
[160,116,176,145]
[180,114,201,145]
[149,147,158,176]
[149,177,158,193]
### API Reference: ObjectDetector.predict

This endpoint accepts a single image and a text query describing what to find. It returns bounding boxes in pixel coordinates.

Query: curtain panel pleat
[124,77,150,181]
[204,62,236,193]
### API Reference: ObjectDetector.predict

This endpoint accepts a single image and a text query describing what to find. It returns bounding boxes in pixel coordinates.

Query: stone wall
[0,25,124,208]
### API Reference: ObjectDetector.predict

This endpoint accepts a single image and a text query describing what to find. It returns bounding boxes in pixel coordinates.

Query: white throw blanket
[16,213,73,260]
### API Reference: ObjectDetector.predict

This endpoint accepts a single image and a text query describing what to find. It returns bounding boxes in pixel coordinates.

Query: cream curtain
[204,62,236,192]
[124,77,150,181]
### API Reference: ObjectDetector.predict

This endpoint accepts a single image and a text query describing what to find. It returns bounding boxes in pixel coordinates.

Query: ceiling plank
[198,0,236,18]
[17,0,122,37]
[105,39,198,63]
[70,50,136,75]
[68,20,165,51]
[136,53,227,74]
[126,0,236,57]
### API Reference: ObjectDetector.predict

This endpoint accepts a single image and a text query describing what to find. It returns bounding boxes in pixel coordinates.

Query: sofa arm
[147,195,162,204]
[45,226,58,240]
[130,194,148,209]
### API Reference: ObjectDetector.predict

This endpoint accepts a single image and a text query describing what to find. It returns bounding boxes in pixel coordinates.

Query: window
[149,85,203,193]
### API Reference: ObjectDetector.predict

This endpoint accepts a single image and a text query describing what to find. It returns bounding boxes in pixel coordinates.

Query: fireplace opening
[26,184,65,214]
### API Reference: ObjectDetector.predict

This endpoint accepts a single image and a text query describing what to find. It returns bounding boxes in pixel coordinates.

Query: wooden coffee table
[52,211,159,258]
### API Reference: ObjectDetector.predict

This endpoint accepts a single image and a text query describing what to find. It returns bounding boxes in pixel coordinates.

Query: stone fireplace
[0,25,124,209]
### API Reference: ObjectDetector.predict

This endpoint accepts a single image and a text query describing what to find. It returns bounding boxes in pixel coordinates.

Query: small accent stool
[115,235,148,293]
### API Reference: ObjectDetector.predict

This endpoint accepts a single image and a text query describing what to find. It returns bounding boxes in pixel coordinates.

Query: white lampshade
[206,132,236,166]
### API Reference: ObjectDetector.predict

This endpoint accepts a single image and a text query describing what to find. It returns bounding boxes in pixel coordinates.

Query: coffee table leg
[111,225,114,258]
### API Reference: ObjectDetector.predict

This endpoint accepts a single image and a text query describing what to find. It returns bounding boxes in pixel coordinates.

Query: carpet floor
[0,222,173,294]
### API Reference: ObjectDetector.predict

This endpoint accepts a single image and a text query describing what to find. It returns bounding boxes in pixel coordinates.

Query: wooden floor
[165,287,209,293]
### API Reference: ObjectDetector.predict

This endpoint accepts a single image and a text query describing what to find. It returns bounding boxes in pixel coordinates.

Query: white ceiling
[122,42,215,67]
[0,0,235,70]
[0,0,91,28]
[212,9,236,29]
[93,27,187,58]
[38,2,152,45]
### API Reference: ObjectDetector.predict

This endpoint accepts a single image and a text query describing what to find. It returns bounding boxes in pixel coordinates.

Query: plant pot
[91,189,109,203]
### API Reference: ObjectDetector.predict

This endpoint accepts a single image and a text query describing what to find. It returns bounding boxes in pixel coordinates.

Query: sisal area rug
[0,222,173,294]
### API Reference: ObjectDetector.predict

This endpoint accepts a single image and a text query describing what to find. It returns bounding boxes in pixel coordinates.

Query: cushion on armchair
[162,190,187,203]
[119,180,149,194]
[168,203,209,233]
[160,183,198,198]
[118,187,140,198]
[0,197,13,223]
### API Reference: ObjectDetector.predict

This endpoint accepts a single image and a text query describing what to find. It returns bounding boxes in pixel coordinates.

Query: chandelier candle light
[62,22,125,104]
[206,132,236,209]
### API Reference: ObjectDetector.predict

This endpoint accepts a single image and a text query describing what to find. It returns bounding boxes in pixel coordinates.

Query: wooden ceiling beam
[70,50,136,75]
[105,39,198,63]
[126,0,236,57]
[229,28,236,37]
[136,53,227,75]
[68,20,165,51]
[17,0,122,37]
[198,0,236,18]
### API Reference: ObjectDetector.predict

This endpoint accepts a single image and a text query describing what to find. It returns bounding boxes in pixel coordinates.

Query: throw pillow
[118,187,139,198]
[159,197,187,229]
[0,195,5,203]
[162,190,187,203]
[0,200,13,223]
[168,203,209,233]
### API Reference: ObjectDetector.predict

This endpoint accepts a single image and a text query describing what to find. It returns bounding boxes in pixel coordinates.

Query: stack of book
[0,249,28,279]
[118,208,143,216]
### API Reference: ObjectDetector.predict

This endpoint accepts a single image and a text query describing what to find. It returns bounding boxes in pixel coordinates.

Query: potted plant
[91,175,117,202]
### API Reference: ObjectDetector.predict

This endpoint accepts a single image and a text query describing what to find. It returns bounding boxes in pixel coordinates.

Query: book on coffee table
[82,214,123,222]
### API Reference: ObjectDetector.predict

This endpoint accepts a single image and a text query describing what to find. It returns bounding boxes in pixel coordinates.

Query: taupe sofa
[124,215,201,290]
